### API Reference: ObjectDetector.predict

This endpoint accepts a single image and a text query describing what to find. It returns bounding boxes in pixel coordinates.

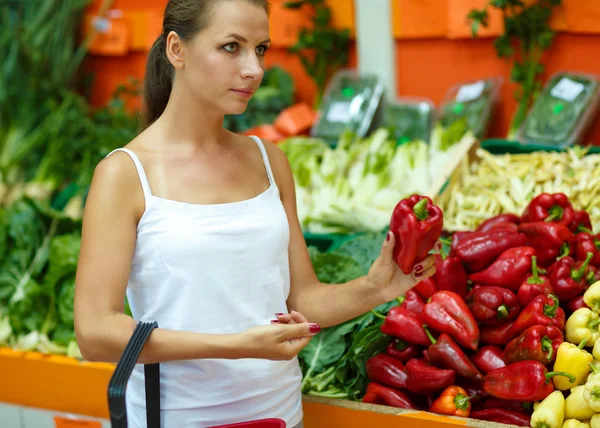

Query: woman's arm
[265,142,435,329]
[74,152,317,364]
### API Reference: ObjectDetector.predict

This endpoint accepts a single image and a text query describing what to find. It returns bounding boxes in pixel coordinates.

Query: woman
[73,0,436,427]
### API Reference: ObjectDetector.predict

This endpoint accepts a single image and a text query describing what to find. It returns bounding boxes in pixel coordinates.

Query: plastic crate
[481,138,600,155]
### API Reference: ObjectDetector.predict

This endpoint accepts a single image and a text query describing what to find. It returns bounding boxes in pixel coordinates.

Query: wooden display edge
[0,347,517,427]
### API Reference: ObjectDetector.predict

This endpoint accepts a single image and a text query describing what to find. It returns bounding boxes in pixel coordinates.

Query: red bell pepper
[466,286,520,326]
[435,255,468,298]
[575,232,600,266]
[470,409,531,427]
[424,328,484,381]
[362,382,417,409]
[422,291,480,351]
[366,353,408,389]
[476,213,521,232]
[521,192,576,227]
[503,325,564,365]
[509,294,566,337]
[471,346,506,374]
[483,360,575,401]
[516,255,554,307]
[453,230,528,273]
[405,359,456,394]
[468,247,536,291]
[565,295,589,313]
[571,210,593,233]
[390,195,444,274]
[548,253,594,301]
[518,221,575,267]
[480,322,517,346]
[413,276,437,300]
[401,289,425,315]
[429,386,472,417]
[386,339,423,363]
[379,306,431,346]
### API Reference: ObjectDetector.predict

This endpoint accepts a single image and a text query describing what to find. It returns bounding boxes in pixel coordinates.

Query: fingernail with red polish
[275,313,284,317]
[386,232,391,242]
[415,265,423,272]
[309,324,321,334]
[270,320,279,324]
[415,272,423,277]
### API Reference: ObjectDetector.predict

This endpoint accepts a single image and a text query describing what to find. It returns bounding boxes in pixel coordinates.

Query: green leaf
[299,321,355,373]
[538,29,555,49]
[283,1,305,9]
[494,35,515,58]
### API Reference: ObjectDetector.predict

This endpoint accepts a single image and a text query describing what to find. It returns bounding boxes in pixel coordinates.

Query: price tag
[54,416,102,428]
[455,81,485,103]
[551,77,585,102]
[326,101,352,123]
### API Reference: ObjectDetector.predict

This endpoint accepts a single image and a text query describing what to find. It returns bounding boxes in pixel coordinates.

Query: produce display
[383,98,435,144]
[439,146,600,233]
[301,189,600,427]
[520,72,600,148]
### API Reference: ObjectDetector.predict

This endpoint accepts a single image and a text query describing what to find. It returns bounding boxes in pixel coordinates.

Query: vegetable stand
[0,347,511,428]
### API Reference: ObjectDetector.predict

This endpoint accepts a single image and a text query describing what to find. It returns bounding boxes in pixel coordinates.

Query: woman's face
[180,1,270,115]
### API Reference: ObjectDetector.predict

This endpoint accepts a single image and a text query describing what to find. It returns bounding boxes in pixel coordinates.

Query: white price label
[326,101,352,122]
[455,81,485,102]
[551,77,585,102]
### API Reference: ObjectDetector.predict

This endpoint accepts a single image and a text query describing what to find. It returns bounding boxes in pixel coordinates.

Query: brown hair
[141,0,271,129]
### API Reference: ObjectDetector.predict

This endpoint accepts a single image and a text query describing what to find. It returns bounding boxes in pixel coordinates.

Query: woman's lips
[231,89,254,98]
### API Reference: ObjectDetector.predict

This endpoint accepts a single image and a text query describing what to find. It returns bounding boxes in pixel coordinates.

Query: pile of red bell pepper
[363,192,599,426]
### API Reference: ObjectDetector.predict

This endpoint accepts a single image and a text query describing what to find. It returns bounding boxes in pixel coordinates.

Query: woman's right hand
[240,311,320,361]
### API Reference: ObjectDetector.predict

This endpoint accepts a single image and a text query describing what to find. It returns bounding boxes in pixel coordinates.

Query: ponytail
[141,34,173,130]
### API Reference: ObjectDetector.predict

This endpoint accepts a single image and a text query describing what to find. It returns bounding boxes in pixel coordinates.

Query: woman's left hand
[368,230,437,303]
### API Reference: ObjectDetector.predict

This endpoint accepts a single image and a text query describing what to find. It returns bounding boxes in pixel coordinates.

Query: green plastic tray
[481,138,600,155]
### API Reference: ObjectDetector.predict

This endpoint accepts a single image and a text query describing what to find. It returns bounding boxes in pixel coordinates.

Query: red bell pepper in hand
[480,322,517,346]
[509,294,566,337]
[571,210,593,233]
[429,386,472,417]
[483,360,575,401]
[575,232,600,266]
[424,328,484,381]
[366,353,408,389]
[565,295,589,313]
[380,306,430,346]
[518,221,575,267]
[386,339,423,363]
[453,230,527,273]
[471,346,506,374]
[422,291,480,350]
[413,276,438,300]
[405,359,456,394]
[476,213,521,233]
[548,253,594,301]
[470,409,531,427]
[521,192,576,227]
[390,195,444,274]
[503,325,564,365]
[435,255,468,298]
[468,247,535,291]
[401,289,425,315]
[466,286,520,326]
[362,382,417,409]
[516,256,554,307]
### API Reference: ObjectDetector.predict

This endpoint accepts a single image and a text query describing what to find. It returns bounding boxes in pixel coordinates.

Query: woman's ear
[166,31,185,69]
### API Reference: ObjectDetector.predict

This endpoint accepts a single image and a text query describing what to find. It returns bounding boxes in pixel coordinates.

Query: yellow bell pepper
[583,362,600,411]
[531,390,565,428]
[554,340,594,390]
[563,420,591,428]
[565,385,596,421]
[566,308,600,346]
[584,281,600,313]
[591,414,600,428]
[593,339,600,361]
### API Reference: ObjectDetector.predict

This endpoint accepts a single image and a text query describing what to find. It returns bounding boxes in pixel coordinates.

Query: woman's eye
[224,43,238,53]
[256,45,268,56]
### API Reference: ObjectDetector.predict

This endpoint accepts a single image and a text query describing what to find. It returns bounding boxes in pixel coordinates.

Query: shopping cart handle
[108,321,160,428]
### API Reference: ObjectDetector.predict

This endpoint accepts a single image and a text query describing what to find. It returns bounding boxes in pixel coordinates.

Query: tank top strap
[249,135,275,186]
[106,148,153,200]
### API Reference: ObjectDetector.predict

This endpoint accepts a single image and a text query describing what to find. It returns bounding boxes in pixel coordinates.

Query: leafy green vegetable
[521,72,600,147]
[334,230,387,274]
[383,100,435,143]
[308,247,365,284]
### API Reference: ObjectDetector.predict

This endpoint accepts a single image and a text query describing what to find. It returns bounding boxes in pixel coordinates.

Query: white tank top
[106,136,303,427]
